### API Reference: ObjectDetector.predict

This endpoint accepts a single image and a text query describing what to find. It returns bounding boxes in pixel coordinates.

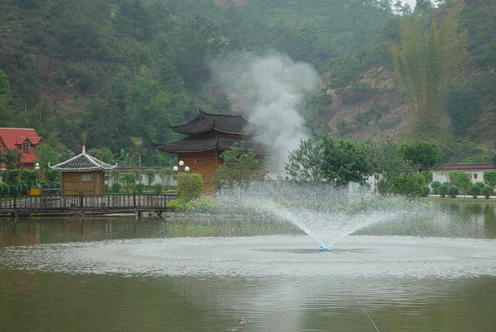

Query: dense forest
[1,0,495,166]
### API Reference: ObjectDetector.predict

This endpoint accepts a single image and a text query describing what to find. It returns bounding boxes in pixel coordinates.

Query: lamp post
[173,160,190,174]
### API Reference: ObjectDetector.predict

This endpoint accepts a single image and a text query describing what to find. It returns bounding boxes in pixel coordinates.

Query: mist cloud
[210,51,320,169]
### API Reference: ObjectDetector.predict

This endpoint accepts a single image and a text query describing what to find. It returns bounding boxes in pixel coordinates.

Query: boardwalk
[0,193,177,218]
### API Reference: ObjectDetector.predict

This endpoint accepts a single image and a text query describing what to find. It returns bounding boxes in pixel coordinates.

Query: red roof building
[0,128,43,169]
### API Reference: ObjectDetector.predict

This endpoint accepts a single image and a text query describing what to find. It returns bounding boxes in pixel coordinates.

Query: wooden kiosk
[49,146,116,195]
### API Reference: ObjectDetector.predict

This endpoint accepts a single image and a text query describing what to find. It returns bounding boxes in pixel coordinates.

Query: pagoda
[151,110,273,185]
[49,146,116,195]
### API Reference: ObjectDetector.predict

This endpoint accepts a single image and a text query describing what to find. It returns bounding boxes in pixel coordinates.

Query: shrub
[483,170,496,187]
[8,183,19,196]
[421,185,430,197]
[135,182,145,194]
[474,182,485,190]
[448,185,459,198]
[185,196,224,212]
[152,183,163,194]
[18,181,28,196]
[0,183,8,195]
[468,185,481,199]
[481,186,494,199]
[111,182,122,193]
[431,181,441,194]
[177,173,203,201]
[438,184,448,198]
[167,197,188,212]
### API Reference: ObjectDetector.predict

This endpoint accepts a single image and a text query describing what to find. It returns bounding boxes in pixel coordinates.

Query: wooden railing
[0,193,177,212]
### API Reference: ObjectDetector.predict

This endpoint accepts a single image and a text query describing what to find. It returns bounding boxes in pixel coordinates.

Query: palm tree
[131,137,143,182]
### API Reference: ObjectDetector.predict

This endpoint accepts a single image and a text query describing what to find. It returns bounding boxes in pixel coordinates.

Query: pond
[1,200,496,332]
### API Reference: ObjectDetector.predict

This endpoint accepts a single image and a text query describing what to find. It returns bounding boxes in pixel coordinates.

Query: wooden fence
[0,193,177,217]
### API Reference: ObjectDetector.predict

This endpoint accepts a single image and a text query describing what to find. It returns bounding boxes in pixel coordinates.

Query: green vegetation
[211,141,263,189]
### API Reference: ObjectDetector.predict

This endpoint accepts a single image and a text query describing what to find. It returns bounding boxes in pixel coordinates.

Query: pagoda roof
[169,109,262,135]
[151,134,274,155]
[49,146,117,172]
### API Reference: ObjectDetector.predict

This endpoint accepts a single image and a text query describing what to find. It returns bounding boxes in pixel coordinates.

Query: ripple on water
[1,235,496,279]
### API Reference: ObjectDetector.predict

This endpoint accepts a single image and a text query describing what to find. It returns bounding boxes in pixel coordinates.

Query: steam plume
[210,51,320,169]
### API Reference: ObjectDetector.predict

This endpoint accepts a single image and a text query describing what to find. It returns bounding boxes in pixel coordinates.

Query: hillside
[1,0,495,165]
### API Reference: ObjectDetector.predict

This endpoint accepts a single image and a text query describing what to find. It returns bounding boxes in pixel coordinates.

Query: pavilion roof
[152,133,275,155]
[49,146,116,172]
[169,109,263,135]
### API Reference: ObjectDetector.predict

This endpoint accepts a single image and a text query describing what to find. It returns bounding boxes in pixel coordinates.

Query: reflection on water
[1,201,496,331]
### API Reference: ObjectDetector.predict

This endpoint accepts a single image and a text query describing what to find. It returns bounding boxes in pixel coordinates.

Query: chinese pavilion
[151,110,273,188]
[49,146,116,195]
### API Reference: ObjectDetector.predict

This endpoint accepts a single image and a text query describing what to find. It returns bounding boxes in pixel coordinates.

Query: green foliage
[448,185,459,198]
[0,169,20,185]
[158,168,175,188]
[468,185,480,198]
[120,173,136,192]
[135,182,145,194]
[37,144,59,182]
[167,197,188,212]
[18,181,28,196]
[110,170,121,183]
[438,183,448,198]
[481,185,494,199]
[0,183,8,195]
[285,138,325,183]
[431,181,441,194]
[399,141,443,174]
[390,172,426,198]
[214,142,263,188]
[320,137,374,186]
[20,169,39,188]
[111,182,122,193]
[8,183,19,196]
[388,4,467,143]
[152,183,163,194]
[177,173,203,201]
[144,168,156,188]
[369,139,411,196]
[421,185,430,197]
[185,196,224,213]
[483,170,496,187]
[449,170,472,195]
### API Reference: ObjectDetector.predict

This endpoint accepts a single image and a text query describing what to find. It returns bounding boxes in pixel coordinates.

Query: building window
[474,174,478,179]
[81,173,92,182]
[22,141,30,151]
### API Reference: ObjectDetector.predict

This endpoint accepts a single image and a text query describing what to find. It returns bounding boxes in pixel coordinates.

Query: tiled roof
[441,163,494,171]
[169,110,263,135]
[0,128,42,147]
[50,146,116,172]
[0,127,42,164]
[152,132,275,155]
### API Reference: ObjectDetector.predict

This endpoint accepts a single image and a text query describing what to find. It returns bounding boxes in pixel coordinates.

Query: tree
[449,170,472,195]
[388,3,467,143]
[369,139,411,195]
[399,141,443,174]
[159,168,175,188]
[144,168,156,188]
[285,138,325,183]
[214,142,263,188]
[483,170,496,187]
[320,137,374,187]
[177,173,203,201]
[36,144,59,182]
[391,172,426,198]
[131,137,143,178]
[0,147,23,183]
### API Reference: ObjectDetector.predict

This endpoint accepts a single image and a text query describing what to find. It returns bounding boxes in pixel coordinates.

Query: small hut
[151,110,273,190]
[49,146,116,195]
